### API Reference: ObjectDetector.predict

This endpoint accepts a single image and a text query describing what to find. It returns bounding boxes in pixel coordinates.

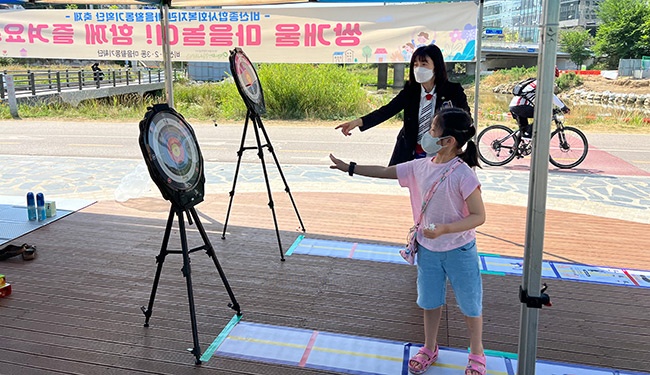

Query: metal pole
[473,0,484,129]
[28,71,35,95]
[516,0,560,373]
[161,3,174,108]
[6,75,19,119]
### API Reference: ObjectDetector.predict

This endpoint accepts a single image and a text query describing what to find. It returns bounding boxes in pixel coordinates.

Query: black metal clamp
[519,283,552,308]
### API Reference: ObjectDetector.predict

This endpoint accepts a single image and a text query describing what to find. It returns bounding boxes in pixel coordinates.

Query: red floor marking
[498,145,650,176]
[623,270,641,286]
[348,243,358,258]
[298,330,319,367]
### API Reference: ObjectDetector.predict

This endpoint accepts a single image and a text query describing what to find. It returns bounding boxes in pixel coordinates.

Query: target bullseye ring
[138,104,205,209]
[230,47,266,116]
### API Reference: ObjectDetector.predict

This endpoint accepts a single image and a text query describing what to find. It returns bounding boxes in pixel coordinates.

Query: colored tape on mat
[289,237,650,289]
[200,313,242,362]
[285,234,304,257]
[213,320,646,375]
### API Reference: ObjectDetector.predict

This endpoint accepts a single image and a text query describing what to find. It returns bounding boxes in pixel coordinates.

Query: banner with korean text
[0,3,477,63]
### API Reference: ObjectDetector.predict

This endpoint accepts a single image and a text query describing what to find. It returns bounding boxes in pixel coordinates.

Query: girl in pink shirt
[330,108,487,375]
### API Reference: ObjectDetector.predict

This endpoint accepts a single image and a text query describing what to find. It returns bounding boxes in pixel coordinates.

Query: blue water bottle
[26,192,37,221]
[36,193,46,221]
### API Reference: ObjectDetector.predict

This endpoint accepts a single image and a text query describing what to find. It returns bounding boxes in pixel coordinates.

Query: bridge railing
[0,68,180,100]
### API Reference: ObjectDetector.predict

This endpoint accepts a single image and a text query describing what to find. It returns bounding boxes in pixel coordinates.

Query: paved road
[0,120,649,224]
[2,120,650,172]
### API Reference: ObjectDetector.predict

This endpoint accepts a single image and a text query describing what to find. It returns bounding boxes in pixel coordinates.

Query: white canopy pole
[472,0,484,128]
[516,0,560,373]
[161,3,174,108]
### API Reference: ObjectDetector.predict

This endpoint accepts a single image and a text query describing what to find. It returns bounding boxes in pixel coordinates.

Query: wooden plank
[0,193,648,373]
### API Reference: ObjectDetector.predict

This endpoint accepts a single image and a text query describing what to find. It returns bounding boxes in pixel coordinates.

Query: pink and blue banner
[0,4,477,63]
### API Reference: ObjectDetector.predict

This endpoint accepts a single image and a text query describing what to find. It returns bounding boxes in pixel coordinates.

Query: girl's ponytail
[460,140,480,168]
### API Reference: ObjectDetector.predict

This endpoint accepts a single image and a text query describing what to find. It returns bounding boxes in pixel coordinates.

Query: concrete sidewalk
[1,155,648,223]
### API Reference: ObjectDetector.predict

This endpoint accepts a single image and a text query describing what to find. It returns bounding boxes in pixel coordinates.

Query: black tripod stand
[141,204,241,365]
[221,109,306,261]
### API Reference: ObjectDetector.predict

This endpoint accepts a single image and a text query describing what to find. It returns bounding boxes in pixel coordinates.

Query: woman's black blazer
[359,80,471,166]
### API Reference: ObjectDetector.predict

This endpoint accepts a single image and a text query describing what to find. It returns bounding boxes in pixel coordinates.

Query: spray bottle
[26,192,37,221]
[36,193,46,221]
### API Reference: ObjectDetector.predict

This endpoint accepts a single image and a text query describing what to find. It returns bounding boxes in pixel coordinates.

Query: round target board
[230,47,266,115]
[138,104,205,209]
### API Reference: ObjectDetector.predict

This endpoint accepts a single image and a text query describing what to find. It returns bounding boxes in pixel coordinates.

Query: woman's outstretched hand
[335,118,362,136]
[329,154,347,172]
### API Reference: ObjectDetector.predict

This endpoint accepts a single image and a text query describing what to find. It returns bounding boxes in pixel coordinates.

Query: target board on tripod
[230,47,266,116]
[138,104,205,210]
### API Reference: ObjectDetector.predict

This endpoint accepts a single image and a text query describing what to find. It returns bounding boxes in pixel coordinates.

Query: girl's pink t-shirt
[396,156,481,252]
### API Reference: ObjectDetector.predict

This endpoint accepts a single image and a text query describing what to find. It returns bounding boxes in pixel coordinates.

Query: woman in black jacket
[335,44,471,166]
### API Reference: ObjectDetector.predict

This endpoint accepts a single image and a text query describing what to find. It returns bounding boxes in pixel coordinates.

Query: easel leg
[177,209,203,364]
[251,115,286,261]
[142,206,241,364]
[221,112,252,240]
[141,207,174,327]
[256,116,306,233]
[222,110,306,261]
[189,208,241,315]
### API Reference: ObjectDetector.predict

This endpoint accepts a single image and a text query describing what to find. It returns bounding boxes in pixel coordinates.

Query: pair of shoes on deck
[408,344,438,374]
[0,243,36,261]
[408,346,486,375]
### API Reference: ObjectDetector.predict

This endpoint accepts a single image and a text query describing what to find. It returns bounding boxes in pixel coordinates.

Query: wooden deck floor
[1,192,649,374]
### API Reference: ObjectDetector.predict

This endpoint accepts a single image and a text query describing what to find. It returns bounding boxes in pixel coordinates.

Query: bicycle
[477,108,588,169]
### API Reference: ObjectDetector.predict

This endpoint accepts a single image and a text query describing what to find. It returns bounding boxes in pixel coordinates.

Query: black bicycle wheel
[477,124,517,166]
[549,126,589,169]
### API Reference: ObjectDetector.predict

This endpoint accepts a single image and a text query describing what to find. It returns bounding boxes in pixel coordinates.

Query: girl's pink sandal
[465,353,487,375]
[408,345,439,374]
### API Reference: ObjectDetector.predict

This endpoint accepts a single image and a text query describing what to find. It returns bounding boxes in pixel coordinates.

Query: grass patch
[1,64,649,134]
[474,95,650,134]
[555,72,583,91]
[1,63,373,122]
[480,66,538,87]
[258,63,370,120]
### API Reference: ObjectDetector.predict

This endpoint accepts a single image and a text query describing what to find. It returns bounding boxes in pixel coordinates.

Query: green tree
[559,27,593,69]
[362,46,372,63]
[594,0,650,68]
[503,27,520,43]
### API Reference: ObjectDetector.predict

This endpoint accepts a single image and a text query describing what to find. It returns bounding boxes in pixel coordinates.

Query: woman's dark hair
[434,107,480,168]
[408,44,448,85]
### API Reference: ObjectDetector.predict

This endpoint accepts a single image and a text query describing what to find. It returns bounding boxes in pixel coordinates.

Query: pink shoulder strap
[415,157,463,227]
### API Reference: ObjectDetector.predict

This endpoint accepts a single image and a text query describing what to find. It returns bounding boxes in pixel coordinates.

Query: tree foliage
[560,27,593,69]
[502,27,520,43]
[594,0,650,68]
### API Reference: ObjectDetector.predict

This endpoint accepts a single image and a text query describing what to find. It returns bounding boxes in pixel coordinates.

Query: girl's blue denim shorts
[416,240,483,317]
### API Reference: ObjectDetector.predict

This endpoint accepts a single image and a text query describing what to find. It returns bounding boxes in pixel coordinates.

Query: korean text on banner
[0,3,477,63]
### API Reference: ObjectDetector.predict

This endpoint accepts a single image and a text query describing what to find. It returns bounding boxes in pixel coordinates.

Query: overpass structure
[479,46,572,71]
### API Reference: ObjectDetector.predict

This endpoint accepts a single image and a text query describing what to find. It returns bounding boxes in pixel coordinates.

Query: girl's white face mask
[414,67,434,83]
[421,133,449,155]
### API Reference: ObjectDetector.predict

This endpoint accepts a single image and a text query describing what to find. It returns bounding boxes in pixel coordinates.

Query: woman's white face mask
[414,67,434,83]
